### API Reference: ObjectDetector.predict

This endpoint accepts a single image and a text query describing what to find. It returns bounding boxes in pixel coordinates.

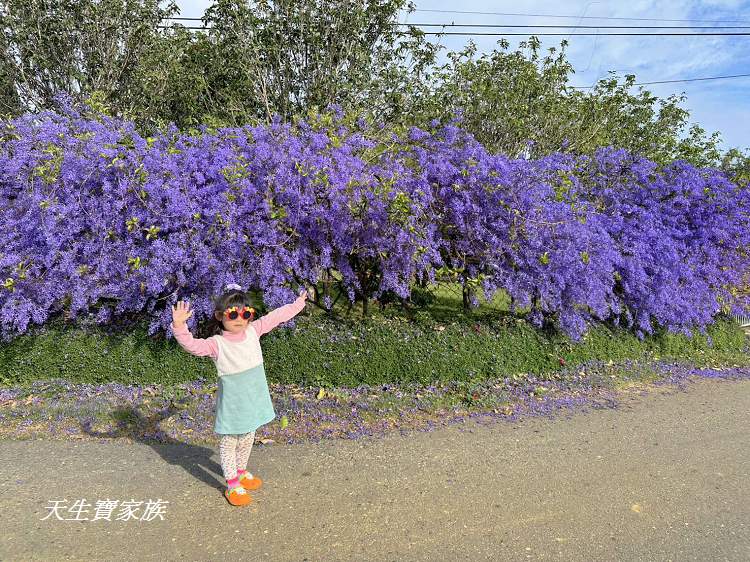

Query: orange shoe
[239,472,263,491]
[224,486,252,506]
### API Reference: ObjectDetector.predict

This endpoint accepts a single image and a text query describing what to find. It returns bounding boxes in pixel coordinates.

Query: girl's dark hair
[204,288,254,336]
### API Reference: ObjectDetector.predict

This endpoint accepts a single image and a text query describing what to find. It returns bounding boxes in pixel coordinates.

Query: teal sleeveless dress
[211,327,276,434]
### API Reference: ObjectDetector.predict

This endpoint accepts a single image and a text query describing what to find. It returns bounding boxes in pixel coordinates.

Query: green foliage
[721,147,750,187]
[1,314,746,388]
[0,0,177,117]
[412,38,577,158]
[113,0,438,130]
[1,1,742,166]
[411,40,727,166]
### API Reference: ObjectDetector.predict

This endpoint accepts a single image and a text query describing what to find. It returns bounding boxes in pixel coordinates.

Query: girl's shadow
[79,400,225,490]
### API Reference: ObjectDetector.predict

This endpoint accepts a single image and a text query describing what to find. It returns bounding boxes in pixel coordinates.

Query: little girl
[171,283,307,506]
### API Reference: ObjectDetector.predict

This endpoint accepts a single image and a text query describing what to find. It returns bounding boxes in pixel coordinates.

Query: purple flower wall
[1,106,749,342]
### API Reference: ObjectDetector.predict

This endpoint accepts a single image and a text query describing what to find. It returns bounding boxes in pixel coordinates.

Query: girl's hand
[172,300,194,326]
[299,288,308,301]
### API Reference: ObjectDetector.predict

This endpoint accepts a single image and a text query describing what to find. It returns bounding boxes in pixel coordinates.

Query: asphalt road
[1,378,748,561]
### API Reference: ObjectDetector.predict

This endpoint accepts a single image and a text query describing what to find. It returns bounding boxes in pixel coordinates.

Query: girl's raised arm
[172,322,219,359]
[250,291,307,337]
[171,300,219,359]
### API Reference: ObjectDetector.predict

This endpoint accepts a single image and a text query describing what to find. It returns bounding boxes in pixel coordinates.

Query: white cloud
[172,0,213,18]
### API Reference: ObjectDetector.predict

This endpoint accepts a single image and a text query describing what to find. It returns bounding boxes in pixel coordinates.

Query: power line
[163,17,750,29]
[166,13,750,25]
[571,73,750,89]
[409,24,750,29]
[159,25,208,30]
[159,24,750,37]
[419,32,750,36]
[411,8,750,25]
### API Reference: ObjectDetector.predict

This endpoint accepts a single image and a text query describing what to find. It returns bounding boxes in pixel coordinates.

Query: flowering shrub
[1,105,748,342]
[572,150,750,336]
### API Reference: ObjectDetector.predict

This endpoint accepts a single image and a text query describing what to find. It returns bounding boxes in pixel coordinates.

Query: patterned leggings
[218,431,256,481]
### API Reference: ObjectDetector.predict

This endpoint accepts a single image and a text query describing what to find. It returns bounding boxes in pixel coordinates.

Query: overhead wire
[571,73,750,88]
[158,23,750,36]
[417,31,750,36]
[162,17,750,30]
[409,8,750,24]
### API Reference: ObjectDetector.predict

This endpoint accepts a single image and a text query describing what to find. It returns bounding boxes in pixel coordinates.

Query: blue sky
[173,0,750,150]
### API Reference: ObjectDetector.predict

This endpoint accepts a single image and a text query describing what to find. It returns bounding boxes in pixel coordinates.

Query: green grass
[304,278,510,323]
[1,297,748,388]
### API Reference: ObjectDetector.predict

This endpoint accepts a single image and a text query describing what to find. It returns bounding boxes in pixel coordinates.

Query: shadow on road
[79,401,225,490]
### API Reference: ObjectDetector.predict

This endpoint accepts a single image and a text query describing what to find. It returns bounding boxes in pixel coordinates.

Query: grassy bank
[2,360,749,445]
[2,287,748,444]
[1,309,748,387]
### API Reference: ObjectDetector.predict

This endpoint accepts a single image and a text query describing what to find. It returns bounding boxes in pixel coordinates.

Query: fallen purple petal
[1,359,749,444]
